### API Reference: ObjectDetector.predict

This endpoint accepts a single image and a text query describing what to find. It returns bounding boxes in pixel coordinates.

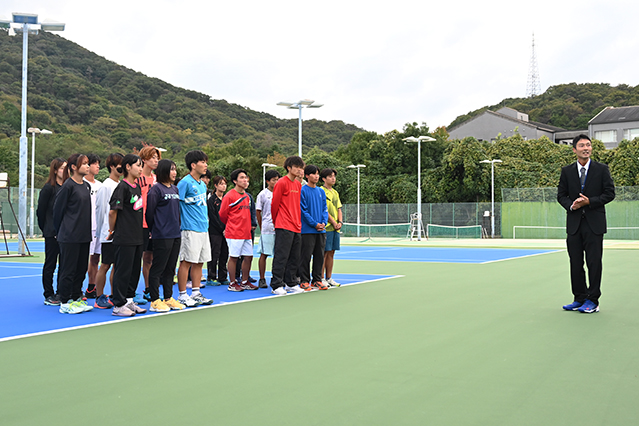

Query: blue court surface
[337,246,557,263]
[0,261,397,341]
[5,241,556,264]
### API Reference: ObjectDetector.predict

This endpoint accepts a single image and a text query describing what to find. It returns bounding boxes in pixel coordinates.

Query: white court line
[343,247,403,255]
[0,274,42,280]
[480,249,562,264]
[0,265,44,269]
[0,274,404,343]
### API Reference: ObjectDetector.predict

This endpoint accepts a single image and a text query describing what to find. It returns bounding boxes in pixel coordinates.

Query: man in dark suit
[557,134,615,313]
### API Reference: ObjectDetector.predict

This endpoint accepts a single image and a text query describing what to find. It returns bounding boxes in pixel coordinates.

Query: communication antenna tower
[526,33,541,97]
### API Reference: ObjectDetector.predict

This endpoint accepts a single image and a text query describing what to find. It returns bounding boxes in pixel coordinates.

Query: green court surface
[2,241,639,425]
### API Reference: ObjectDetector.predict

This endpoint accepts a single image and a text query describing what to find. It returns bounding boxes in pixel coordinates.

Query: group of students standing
[37,147,343,317]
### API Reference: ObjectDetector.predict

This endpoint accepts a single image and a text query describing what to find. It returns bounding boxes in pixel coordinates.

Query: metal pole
[30,131,35,238]
[491,161,495,238]
[417,139,422,241]
[18,23,29,254]
[356,167,361,237]
[298,105,303,158]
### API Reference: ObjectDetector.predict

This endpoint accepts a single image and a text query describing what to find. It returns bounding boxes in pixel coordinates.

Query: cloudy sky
[3,0,639,133]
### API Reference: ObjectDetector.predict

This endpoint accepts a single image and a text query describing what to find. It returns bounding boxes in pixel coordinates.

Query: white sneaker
[73,299,94,312]
[271,287,287,296]
[178,294,198,307]
[322,278,330,287]
[327,278,340,287]
[112,305,135,317]
[60,300,84,314]
[286,285,304,294]
[125,301,147,314]
[191,293,213,305]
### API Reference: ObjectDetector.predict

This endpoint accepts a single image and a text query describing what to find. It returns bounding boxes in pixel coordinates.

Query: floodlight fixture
[402,135,436,240]
[11,11,64,251]
[277,99,324,157]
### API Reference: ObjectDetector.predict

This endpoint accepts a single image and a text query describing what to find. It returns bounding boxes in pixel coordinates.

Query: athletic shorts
[256,233,275,256]
[89,233,101,255]
[227,239,254,258]
[101,242,115,265]
[325,231,341,251]
[179,230,211,264]
[142,228,153,252]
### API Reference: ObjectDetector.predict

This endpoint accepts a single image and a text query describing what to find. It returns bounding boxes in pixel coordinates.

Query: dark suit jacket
[557,160,615,235]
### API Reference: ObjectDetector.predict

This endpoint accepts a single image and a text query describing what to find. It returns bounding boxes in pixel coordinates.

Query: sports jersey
[301,185,328,234]
[136,173,157,228]
[146,183,181,239]
[84,176,102,234]
[322,186,342,232]
[95,177,119,244]
[219,188,252,240]
[110,180,144,246]
[255,188,275,235]
[177,173,209,233]
[271,176,301,233]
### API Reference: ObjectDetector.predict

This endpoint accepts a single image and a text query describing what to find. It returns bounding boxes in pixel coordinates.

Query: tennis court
[2,239,639,425]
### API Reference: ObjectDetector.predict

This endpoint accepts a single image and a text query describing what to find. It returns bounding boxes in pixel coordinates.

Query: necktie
[580,167,586,190]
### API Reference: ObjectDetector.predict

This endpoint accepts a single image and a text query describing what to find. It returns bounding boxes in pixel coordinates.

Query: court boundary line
[479,249,563,264]
[0,274,403,343]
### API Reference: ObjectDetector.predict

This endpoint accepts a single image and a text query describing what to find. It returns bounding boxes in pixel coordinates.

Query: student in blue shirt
[176,150,213,307]
[299,165,329,291]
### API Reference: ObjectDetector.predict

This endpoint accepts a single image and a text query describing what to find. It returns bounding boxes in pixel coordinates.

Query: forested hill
[448,83,639,131]
[0,30,361,179]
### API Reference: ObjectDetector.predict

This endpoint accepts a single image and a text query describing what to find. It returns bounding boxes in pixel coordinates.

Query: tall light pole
[276,99,323,158]
[261,163,278,190]
[480,159,502,238]
[1,13,65,253]
[347,164,366,237]
[27,127,52,238]
[403,136,436,241]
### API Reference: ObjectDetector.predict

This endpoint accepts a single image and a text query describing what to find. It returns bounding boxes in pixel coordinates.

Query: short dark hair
[284,155,304,171]
[156,159,176,185]
[87,153,100,166]
[304,165,320,176]
[572,134,591,148]
[213,175,227,186]
[202,170,212,180]
[121,154,141,178]
[106,153,124,172]
[320,168,337,180]
[265,169,280,181]
[230,168,248,183]
[184,150,208,171]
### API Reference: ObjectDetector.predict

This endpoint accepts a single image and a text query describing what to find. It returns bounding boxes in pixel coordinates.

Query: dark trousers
[148,238,180,301]
[112,244,143,308]
[42,236,60,298]
[300,233,326,284]
[271,229,301,290]
[208,233,228,281]
[566,218,604,305]
[58,242,90,302]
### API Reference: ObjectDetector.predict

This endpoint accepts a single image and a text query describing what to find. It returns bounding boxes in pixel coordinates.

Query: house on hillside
[448,107,567,143]
[588,106,639,149]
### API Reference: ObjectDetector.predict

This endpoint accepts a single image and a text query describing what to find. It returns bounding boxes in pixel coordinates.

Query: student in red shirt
[270,156,305,295]
[219,169,257,292]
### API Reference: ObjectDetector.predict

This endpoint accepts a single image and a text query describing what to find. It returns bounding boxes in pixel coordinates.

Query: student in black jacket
[37,158,67,306]
[206,175,229,286]
[53,154,94,314]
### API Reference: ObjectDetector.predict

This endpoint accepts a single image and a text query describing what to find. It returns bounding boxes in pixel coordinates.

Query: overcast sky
[4,0,639,134]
